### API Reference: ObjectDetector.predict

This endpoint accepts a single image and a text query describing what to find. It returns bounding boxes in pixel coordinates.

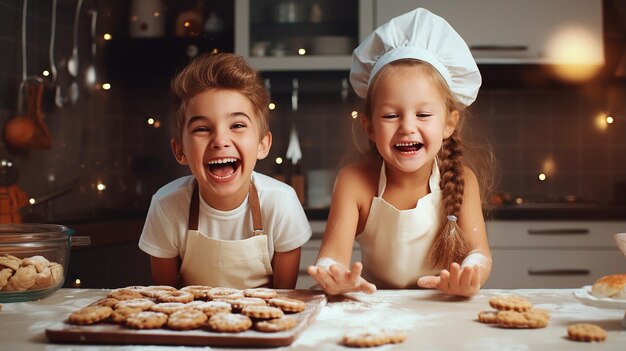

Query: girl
[308,8,494,297]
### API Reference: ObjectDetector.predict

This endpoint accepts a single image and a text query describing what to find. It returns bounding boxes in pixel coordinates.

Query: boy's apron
[356,161,442,288]
[179,182,273,288]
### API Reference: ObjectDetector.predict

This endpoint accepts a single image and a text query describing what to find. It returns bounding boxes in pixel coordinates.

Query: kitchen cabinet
[484,220,626,289]
[235,0,374,71]
[374,0,604,65]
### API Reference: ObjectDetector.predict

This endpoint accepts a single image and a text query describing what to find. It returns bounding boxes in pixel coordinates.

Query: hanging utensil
[285,78,302,165]
[68,0,82,104]
[84,10,97,87]
[5,0,35,150]
[49,0,63,108]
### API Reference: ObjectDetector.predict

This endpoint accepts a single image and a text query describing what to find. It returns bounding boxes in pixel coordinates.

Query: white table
[1,288,624,350]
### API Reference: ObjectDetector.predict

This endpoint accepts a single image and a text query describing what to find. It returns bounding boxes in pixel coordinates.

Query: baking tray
[46,289,326,347]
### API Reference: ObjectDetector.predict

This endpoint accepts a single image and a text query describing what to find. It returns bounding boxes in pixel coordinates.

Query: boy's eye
[382,113,398,119]
[192,126,210,133]
[231,122,247,129]
[416,113,432,118]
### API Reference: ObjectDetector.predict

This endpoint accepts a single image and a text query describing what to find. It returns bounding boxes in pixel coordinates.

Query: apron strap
[249,182,264,236]
[188,181,200,231]
[187,180,264,236]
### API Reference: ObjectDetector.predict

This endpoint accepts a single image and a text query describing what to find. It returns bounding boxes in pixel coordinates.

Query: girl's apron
[356,161,442,288]
[179,182,273,288]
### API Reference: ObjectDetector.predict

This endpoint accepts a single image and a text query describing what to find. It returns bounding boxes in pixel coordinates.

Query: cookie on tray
[207,312,252,333]
[68,306,113,325]
[125,311,168,329]
[243,288,278,300]
[241,305,284,319]
[255,316,297,332]
[567,323,607,342]
[167,309,208,330]
[488,295,532,312]
[267,297,306,313]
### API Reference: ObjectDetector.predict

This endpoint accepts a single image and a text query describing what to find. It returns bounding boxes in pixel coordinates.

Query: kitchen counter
[1,288,624,350]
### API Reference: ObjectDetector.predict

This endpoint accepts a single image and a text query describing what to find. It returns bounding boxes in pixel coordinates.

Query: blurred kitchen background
[0,0,625,288]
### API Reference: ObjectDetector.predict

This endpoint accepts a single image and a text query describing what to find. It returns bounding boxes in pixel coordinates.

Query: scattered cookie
[567,323,607,342]
[207,313,252,333]
[68,306,113,325]
[241,305,284,320]
[489,295,532,312]
[125,311,168,329]
[495,309,550,329]
[268,297,306,313]
[167,309,208,330]
[255,316,297,332]
[342,328,406,348]
[477,310,498,324]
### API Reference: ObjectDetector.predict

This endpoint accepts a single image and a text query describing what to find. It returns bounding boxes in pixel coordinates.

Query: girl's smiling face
[171,88,271,210]
[365,64,458,175]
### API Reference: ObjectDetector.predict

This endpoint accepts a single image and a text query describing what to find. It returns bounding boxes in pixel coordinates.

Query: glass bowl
[0,224,87,303]
[616,233,626,257]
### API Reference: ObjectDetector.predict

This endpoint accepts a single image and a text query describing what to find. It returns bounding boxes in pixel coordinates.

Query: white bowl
[615,233,626,257]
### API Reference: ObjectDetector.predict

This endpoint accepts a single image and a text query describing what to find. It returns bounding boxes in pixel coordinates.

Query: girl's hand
[416,262,481,297]
[307,261,377,295]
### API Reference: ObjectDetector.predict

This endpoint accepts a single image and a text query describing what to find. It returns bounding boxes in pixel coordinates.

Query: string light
[275,157,283,165]
[269,103,276,110]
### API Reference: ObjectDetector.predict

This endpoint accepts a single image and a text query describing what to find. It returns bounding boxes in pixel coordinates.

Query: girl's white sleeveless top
[356,161,443,288]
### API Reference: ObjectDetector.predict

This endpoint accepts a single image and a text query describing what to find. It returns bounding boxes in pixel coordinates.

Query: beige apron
[356,161,442,289]
[179,182,273,288]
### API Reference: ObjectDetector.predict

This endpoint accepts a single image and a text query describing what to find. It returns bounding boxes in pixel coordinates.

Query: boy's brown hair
[170,53,270,143]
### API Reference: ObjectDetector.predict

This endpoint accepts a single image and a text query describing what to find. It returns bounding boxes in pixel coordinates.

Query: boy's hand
[307,261,377,295]
[417,262,481,297]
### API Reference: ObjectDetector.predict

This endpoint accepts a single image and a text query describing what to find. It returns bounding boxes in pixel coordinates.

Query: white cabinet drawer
[484,249,626,289]
[487,221,626,248]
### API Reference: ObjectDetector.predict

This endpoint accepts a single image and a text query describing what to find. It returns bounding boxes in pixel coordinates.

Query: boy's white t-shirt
[138,172,312,260]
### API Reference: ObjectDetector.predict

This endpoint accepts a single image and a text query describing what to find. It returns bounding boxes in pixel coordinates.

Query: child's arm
[150,256,179,287]
[417,167,492,297]
[307,165,377,295]
[271,247,302,289]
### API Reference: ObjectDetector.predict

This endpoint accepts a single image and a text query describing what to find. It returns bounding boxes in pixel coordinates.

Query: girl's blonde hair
[364,59,496,269]
[170,53,270,143]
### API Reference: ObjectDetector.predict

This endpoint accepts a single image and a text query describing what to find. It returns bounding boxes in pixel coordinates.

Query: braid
[428,131,472,268]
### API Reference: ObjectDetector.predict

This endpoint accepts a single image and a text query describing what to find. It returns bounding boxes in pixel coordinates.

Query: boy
[139,53,311,289]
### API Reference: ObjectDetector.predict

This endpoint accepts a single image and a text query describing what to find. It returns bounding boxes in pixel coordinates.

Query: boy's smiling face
[171,88,271,210]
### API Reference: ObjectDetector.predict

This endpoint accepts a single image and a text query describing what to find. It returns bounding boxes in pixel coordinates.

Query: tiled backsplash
[0,0,625,223]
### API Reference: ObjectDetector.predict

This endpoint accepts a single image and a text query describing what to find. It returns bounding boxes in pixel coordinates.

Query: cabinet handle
[527,228,589,235]
[527,269,590,276]
[470,45,528,51]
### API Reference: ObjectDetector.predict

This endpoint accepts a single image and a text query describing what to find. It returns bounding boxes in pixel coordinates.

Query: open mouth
[207,157,241,179]
[394,142,423,153]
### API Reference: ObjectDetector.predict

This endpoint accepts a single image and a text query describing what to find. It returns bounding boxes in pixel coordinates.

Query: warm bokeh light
[153,121,161,128]
[594,113,609,131]
[515,197,523,204]
[606,116,614,124]
[103,33,112,40]
[43,70,50,77]
[351,111,358,119]
[546,26,602,82]
[154,11,161,17]
[538,173,547,181]
[96,182,107,192]
[147,118,155,125]
[298,48,306,55]
[102,83,111,90]
[542,158,555,177]
[184,21,191,28]
[28,198,35,205]
[275,157,283,165]
[269,102,276,110]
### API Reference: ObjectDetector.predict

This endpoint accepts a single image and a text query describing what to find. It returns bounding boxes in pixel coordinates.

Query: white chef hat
[350,8,481,106]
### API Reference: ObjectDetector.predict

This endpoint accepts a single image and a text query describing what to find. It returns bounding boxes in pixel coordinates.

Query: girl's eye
[231,123,247,129]
[192,126,210,133]
[382,114,398,119]
[416,113,432,118]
